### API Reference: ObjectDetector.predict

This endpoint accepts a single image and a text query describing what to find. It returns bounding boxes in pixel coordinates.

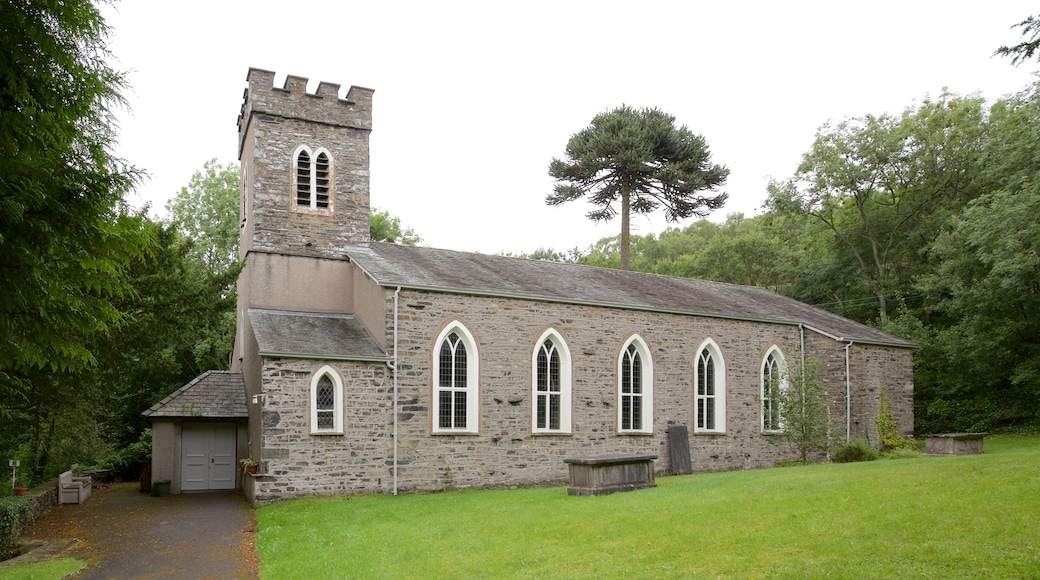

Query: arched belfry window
[293,145,333,211]
[432,322,479,434]
[310,365,343,434]
[532,329,572,433]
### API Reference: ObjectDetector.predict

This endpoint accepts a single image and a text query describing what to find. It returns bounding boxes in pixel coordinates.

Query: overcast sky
[102,1,1038,255]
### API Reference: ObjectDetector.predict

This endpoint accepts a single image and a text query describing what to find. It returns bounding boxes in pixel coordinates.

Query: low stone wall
[1,479,58,555]
[17,480,58,536]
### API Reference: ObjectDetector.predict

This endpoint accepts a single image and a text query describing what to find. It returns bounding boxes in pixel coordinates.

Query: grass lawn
[0,558,83,580]
[256,435,1040,578]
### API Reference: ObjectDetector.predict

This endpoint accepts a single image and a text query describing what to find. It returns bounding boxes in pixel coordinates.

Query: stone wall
[237,68,372,259]
[251,288,916,503]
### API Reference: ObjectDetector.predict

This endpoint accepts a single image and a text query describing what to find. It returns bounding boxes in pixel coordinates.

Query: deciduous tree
[165,158,241,277]
[767,93,988,324]
[548,106,728,270]
[370,207,423,245]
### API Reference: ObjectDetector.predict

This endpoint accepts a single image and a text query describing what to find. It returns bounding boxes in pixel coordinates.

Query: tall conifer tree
[548,106,728,270]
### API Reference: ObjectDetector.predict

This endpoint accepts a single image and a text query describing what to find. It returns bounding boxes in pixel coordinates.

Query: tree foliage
[766,93,988,324]
[777,351,835,463]
[370,207,422,245]
[0,0,146,389]
[552,81,1040,434]
[548,105,729,270]
[165,158,241,277]
[995,15,1040,66]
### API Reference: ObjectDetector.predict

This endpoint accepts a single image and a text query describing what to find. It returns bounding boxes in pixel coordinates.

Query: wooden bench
[58,469,92,504]
[564,454,657,496]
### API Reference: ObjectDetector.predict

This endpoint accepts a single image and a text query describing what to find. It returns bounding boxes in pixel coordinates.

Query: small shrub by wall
[0,482,58,556]
[832,438,880,463]
[0,496,33,556]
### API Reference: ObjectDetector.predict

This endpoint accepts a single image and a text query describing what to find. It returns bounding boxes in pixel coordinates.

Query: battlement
[238,68,373,159]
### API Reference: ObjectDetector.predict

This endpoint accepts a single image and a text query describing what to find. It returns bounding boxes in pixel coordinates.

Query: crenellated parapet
[238,67,373,159]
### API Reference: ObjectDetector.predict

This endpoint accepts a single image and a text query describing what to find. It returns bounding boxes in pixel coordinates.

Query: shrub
[832,438,880,463]
[94,429,152,480]
[877,390,916,451]
[0,496,33,556]
[883,448,924,460]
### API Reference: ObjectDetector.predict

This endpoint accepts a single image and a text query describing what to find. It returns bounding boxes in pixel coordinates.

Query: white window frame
[310,365,344,435]
[292,145,334,212]
[761,346,787,433]
[531,329,572,434]
[694,338,726,434]
[432,321,479,434]
[617,334,653,434]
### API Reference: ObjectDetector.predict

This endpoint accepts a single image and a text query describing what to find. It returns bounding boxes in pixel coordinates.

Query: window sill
[693,430,727,436]
[616,431,655,437]
[531,431,573,437]
[309,431,345,436]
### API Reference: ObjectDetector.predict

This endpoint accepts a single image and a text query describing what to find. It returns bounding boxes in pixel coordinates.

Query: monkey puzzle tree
[547,106,729,270]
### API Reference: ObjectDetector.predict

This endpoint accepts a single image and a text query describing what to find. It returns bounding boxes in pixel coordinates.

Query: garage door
[181,423,236,491]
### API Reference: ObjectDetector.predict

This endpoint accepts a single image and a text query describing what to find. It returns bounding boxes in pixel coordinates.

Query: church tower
[237,68,374,258]
[231,70,376,442]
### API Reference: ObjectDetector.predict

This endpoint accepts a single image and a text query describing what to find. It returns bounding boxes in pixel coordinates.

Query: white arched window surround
[531,328,573,434]
[617,334,654,434]
[310,365,344,435]
[292,145,333,211]
[432,321,480,434]
[761,346,787,433]
[694,338,727,434]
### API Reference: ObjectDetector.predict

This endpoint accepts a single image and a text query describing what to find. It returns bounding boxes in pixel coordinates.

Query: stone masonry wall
[254,359,392,503]
[251,289,916,503]
[238,69,372,259]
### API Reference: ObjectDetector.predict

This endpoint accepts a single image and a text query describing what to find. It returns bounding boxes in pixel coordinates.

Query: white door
[181,423,237,491]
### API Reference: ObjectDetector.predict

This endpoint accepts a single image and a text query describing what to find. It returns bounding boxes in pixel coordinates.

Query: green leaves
[165,158,241,278]
[548,105,728,269]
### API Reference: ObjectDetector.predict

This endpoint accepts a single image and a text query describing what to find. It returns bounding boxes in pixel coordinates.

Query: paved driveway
[17,482,258,579]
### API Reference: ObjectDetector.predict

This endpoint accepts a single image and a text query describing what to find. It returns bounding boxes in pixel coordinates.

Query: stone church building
[145,68,915,505]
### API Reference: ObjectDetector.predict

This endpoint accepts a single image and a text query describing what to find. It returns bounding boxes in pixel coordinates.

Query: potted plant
[13,486,27,496]
[240,458,259,474]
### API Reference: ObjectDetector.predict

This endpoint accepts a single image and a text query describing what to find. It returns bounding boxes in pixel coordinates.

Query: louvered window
[315,152,330,208]
[293,146,333,211]
[296,150,312,206]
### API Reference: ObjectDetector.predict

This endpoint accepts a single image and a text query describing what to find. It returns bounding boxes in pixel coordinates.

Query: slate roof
[249,308,388,360]
[345,242,915,348]
[142,371,247,419]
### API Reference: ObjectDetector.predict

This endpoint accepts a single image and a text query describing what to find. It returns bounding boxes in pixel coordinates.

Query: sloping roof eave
[346,244,916,349]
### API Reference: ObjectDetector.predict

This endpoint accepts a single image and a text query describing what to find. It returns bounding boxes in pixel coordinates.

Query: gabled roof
[345,243,915,348]
[142,371,247,419]
[249,308,388,361]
